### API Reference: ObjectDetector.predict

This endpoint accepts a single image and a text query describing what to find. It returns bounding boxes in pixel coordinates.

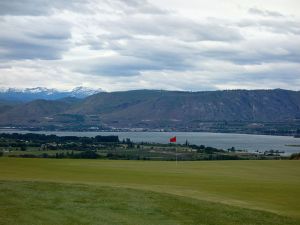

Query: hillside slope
[69,89,300,123]
[0,89,299,130]
[0,99,74,125]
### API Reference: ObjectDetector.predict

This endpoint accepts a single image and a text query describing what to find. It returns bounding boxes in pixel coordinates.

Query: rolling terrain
[1,158,300,225]
[0,89,299,132]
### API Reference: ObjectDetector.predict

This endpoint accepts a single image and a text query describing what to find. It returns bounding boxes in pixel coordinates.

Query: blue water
[2,130,300,155]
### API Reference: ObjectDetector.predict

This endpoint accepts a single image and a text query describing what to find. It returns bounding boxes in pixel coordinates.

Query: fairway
[1,158,300,225]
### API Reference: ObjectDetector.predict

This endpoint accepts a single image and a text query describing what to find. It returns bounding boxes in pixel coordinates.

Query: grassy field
[1,158,300,224]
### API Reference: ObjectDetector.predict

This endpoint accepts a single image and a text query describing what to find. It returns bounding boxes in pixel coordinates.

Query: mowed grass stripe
[1,181,299,225]
[0,158,300,218]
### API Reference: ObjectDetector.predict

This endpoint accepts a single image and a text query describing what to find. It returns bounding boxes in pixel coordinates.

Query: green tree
[20,145,27,151]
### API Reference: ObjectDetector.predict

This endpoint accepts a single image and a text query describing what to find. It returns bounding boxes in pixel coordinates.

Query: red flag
[170,136,176,143]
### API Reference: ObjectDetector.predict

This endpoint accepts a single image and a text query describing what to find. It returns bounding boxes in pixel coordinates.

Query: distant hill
[0,99,19,114]
[0,89,299,133]
[0,86,103,102]
[68,89,300,122]
[0,99,75,125]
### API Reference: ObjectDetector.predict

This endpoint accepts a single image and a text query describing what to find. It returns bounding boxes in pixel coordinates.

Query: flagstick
[169,136,177,166]
[175,146,178,166]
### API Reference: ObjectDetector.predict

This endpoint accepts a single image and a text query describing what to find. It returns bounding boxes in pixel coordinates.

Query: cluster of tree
[0,142,27,150]
[187,154,240,160]
[290,153,300,160]
[121,138,134,148]
[54,151,101,159]
[0,133,119,144]
[1,132,290,161]
[12,150,102,159]
[263,150,284,156]
[188,144,225,153]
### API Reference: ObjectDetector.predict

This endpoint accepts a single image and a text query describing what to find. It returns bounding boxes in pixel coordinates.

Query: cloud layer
[0,0,300,91]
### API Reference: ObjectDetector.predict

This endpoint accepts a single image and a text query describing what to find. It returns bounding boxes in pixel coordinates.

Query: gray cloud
[0,0,88,16]
[238,18,300,35]
[80,13,243,76]
[198,39,300,65]
[105,0,167,15]
[0,0,165,16]
[248,7,285,18]
[81,13,299,76]
[0,0,299,91]
[0,17,71,60]
[96,15,243,42]
[75,55,160,76]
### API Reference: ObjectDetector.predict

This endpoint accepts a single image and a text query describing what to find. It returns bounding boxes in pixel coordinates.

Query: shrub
[290,153,300,160]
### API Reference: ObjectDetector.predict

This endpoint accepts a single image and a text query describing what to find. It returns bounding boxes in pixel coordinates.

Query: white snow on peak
[0,86,103,99]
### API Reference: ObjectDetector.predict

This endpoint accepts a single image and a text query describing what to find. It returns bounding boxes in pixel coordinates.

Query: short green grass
[1,158,300,224]
[1,181,299,225]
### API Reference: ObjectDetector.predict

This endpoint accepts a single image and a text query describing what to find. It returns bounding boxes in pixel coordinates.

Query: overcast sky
[0,0,300,91]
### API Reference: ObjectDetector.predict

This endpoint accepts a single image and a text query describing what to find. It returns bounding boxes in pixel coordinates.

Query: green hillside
[1,158,300,224]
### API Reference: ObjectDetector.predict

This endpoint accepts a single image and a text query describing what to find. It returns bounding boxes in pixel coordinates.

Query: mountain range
[0,86,103,102]
[0,89,299,134]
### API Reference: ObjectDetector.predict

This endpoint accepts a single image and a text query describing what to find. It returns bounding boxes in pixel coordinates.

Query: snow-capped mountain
[0,86,104,102]
[69,86,103,98]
